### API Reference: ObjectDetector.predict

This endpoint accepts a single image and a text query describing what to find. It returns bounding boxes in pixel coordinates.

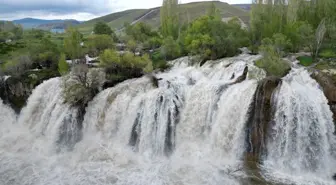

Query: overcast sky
[0,0,250,21]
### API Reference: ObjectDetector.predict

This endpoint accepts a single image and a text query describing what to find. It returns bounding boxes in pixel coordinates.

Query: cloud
[0,0,124,20]
[0,0,251,21]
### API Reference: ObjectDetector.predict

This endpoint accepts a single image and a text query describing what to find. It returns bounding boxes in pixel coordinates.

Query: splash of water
[263,68,336,185]
[0,54,334,185]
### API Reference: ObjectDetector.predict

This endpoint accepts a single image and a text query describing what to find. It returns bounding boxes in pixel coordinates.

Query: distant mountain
[232,4,252,11]
[12,18,81,30]
[78,1,249,34]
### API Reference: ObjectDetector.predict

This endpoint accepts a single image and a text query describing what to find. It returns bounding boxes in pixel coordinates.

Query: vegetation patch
[255,58,291,78]
[297,56,313,66]
[319,49,336,59]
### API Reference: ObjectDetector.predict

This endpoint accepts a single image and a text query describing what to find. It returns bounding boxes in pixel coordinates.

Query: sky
[0,0,250,21]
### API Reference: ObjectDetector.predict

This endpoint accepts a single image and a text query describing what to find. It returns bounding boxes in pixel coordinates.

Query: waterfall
[18,77,82,151]
[263,68,336,185]
[0,54,335,185]
[0,99,16,136]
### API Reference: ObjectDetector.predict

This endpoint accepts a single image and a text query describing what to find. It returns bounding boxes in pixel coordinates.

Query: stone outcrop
[245,77,282,163]
[0,69,59,113]
[311,71,336,125]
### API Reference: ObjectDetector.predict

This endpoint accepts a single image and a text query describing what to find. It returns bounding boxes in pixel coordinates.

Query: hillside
[13,18,81,30]
[78,1,249,34]
[232,4,252,11]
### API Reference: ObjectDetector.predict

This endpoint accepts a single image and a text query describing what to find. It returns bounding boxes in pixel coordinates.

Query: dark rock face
[311,71,336,125]
[0,70,59,113]
[245,77,282,163]
[0,77,34,113]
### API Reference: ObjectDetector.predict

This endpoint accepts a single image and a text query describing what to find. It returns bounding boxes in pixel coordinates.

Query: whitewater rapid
[0,54,335,185]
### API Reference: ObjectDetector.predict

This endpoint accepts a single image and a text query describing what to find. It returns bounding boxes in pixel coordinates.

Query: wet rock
[333,174,336,181]
[245,77,282,163]
[0,69,59,113]
[311,71,336,125]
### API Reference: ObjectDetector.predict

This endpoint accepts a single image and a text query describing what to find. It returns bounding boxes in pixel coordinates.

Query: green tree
[94,22,113,35]
[160,0,180,39]
[256,35,291,77]
[184,15,248,61]
[28,37,60,69]
[87,34,114,56]
[127,39,137,55]
[58,53,69,75]
[64,28,83,63]
[161,36,181,60]
[99,49,121,68]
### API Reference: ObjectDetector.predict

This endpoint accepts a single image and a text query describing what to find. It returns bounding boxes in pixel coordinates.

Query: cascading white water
[18,77,82,151]
[0,54,334,185]
[0,99,16,136]
[263,68,336,185]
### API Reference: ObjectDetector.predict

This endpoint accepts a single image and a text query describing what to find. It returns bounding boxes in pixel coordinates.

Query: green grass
[297,56,313,66]
[77,1,249,33]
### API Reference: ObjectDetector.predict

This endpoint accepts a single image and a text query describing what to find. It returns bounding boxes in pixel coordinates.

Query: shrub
[99,49,153,74]
[255,55,291,78]
[62,64,105,107]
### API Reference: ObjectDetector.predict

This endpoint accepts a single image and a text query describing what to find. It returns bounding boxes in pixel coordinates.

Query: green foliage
[62,64,105,107]
[184,15,248,61]
[255,56,291,78]
[99,49,153,73]
[58,53,69,75]
[87,34,114,56]
[297,56,313,66]
[99,49,121,68]
[258,34,292,59]
[319,49,336,58]
[126,39,137,54]
[125,22,159,43]
[2,55,33,76]
[93,22,113,35]
[257,33,291,77]
[28,37,60,69]
[250,0,335,57]
[160,0,180,39]
[64,28,83,61]
[161,36,181,60]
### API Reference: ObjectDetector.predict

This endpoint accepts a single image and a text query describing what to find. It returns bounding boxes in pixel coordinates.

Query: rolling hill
[12,18,81,30]
[78,1,249,35]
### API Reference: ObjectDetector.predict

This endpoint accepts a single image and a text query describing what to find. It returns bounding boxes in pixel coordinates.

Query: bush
[99,49,153,74]
[62,64,105,107]
[257,39,291,77]
[161,36,181,60]
[255,55,291,77]
[2,55,33,76]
